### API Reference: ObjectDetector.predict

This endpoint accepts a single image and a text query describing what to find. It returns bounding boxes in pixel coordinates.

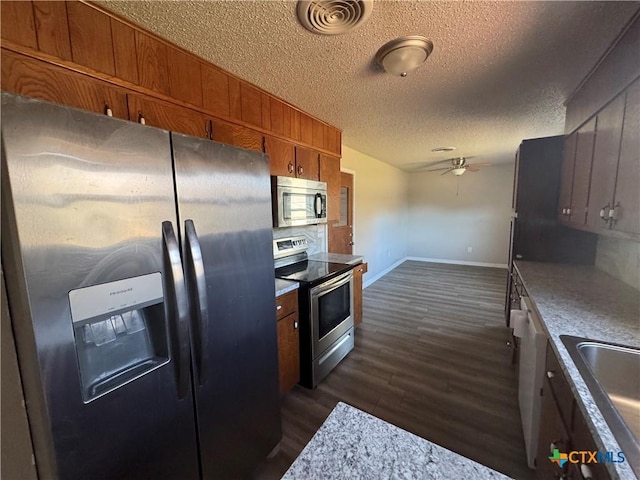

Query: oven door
[310,270,353,358]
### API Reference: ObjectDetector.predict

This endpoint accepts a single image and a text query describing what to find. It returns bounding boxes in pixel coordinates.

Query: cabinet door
[570,408,612,480]
[32,1,72,61]
[1,49,128,119]
[295,146,320,181]
[264,135,295,177]
[586,95,625,231]
[612,79,640,235]
[320,153,341,222]
[559,133,577,222]
[211,118,263,152]
[353,262,367,328]
[569,118,597,226]
[276,313,300,394]
[67,2,116,76]
[127,94,209,138]
[0,1,38,49]
[536,376,571,480]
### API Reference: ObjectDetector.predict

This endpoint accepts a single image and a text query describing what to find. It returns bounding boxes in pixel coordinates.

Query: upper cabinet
[0,0,342,163]
[320,154,341,222]
[560,13,639,239]
[610,79,639,235]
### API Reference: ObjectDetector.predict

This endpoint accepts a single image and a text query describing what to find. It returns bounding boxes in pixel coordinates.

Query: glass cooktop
[275,260,353,286]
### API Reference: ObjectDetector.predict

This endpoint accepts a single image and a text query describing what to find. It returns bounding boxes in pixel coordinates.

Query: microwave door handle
[315,193,322,218]
[162,221,191,399]
[184,220,209,387]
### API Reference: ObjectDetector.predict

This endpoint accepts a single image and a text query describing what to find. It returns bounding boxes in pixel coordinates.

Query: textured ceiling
[98,1,638,170]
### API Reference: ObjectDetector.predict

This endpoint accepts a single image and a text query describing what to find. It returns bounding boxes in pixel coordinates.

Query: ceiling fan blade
[466,166,480,172]
[421,166,452,172]
[467,162,491,168]
[440,168,454,176]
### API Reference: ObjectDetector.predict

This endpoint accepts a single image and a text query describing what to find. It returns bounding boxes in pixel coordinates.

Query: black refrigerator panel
[1,94,200,480]
[171,133,282,479]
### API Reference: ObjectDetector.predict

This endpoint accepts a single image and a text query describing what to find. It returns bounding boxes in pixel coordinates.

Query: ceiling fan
[417,157,492,176]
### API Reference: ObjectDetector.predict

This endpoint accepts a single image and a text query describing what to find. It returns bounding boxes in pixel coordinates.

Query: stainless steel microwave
[272,176,327,227]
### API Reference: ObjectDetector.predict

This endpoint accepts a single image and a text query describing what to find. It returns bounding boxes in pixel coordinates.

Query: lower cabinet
[276,290,299,394]
[536,343,611,480]
[353,262,368,328]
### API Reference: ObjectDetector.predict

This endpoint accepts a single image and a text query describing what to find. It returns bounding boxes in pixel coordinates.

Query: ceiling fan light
[376,36,433,77]
[452,168,466,176]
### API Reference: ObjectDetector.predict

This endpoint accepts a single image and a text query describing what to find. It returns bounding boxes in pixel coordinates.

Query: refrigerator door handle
[184,219,209,386]
[162,221,191,399]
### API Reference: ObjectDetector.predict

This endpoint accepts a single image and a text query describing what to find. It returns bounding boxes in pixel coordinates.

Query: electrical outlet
[467,246,473,253]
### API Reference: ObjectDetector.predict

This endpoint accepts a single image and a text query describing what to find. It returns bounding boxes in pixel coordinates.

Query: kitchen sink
[561,335,640,476]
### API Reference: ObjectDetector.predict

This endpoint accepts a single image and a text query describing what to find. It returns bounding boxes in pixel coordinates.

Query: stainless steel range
[274,237,354,388]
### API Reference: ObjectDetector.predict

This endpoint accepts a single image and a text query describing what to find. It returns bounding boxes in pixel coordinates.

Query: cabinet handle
[566,207,571,215]
[562,208,567,215]
[297,165,304,176]
[599,203,611,221]
[138,113,146,125]
[104,105,113,117]
[205,119,213,140]
[294,321,298,329]
[287,162,294,174]
[609,203,619,223]
[276,305,282,311]
[547,371,555,379]
[579,464,593,480]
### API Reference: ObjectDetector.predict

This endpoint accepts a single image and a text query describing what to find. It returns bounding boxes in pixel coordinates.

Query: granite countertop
[514,260,640,480]
[275,278,299,297]
[308,252,364,265]
[282,402,512,480]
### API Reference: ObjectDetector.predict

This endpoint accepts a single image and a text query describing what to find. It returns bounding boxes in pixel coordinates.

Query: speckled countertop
[275,278,299,297]
[282,402,512,480]
[515,261,640,480]
[308,252,364,265]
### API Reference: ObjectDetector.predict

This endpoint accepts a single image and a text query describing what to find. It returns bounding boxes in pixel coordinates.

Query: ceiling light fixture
[452,168,466,176]
[375,36,433,77]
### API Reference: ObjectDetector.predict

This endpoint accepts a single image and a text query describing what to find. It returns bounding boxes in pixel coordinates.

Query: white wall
[407,163,514,267]
[341,145,409,285]
[595,235,640,291]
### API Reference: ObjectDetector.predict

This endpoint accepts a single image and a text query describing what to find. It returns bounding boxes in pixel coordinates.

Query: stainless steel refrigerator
[1,93,281,479]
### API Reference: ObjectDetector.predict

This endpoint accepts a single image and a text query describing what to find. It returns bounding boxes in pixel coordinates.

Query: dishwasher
[515,296,547,469]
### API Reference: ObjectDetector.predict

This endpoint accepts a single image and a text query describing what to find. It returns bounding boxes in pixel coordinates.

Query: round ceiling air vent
[297,0,373,35]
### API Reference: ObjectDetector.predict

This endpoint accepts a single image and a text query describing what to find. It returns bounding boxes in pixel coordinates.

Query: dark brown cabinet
[610,79,640,236]
[568,118,597,227]
[211,118,263,152]
[276,290,299,394]
[353,262,368,328]
[558,133,577,221]
[536,343,612,480]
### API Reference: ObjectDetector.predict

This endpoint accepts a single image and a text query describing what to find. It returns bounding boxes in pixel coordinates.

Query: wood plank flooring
[253,261,534,480]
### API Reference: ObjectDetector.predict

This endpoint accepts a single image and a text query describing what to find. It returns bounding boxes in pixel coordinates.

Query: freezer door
[1,94,199,480]
[172,133,282,479]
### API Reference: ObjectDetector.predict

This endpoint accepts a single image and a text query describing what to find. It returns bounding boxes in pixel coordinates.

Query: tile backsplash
[595,235,640,291]
[272,225,327,255]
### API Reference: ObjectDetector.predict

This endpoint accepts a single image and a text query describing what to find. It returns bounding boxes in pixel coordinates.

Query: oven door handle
[311,270,353,296]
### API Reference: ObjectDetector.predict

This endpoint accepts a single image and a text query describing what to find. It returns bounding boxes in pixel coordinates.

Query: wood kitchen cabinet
[211,118,263,152]
[264,135,296,176]
[1,48,128,119]
[294,146,320,181]
[536,342,612,480]
[127,94,210,138]
[558,132,577,222]
[353,262,368,328]
[276,290,300,394]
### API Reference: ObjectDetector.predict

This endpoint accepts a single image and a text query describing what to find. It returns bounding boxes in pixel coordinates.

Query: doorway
[328,171,353,254]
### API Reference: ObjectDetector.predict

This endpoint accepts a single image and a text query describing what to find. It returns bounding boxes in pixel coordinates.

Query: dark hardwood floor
[254,261,534,480]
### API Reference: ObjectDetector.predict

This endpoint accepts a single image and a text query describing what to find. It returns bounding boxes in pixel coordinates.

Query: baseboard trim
[406,256,508,269]
[363,258,406,289]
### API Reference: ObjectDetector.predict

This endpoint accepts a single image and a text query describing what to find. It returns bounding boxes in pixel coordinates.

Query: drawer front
[545,343,574,429]
[355,262,368,275]
[276,289,298,320]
